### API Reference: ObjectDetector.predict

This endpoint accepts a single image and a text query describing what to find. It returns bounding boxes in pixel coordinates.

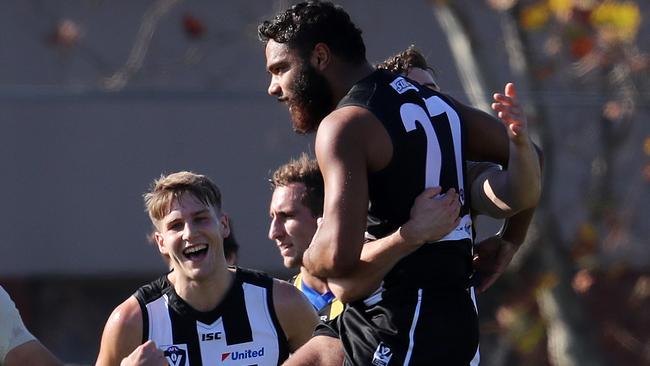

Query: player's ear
[154,232,168,255]
[220,214,231,239]
[311,43,331,71]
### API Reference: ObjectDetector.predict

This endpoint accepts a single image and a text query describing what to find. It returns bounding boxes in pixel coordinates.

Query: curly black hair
[258,1,366,64]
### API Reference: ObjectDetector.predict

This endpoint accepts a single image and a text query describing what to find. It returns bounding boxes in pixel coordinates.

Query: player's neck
[300,267,330,295]
[170,266,234,312]
[329,61,375,103]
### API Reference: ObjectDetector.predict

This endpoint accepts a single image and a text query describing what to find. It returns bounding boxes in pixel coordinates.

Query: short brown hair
[270,153,324,217]
[144,171,222,227]
[376,45,434,76]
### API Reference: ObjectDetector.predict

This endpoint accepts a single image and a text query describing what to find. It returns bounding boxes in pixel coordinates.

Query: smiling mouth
[183,244,208,260]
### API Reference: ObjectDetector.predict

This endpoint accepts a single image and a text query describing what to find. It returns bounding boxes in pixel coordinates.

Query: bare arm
[328,187,461,303]
[474,144,544,293]
[303,107,388,278]
[272,280,319,352]
[96,297,144,366]
[4,340,63,366]
[485,83,541,213]
[281,335,344,366]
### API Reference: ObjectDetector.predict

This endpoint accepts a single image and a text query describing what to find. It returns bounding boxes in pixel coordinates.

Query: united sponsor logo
[390,77,418,94]
[371,342,392,366]
[221,347,265,362]
[162,345,188,366]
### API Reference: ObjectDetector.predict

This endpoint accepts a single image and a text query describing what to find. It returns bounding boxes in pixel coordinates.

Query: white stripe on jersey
[147,294,173,346]
[403,288,423,366]
[469,287,480,365]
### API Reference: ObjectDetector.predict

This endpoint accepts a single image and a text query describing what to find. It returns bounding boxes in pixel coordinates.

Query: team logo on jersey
[390,77,419,94]
[161,344,188,366]
[221,347,265,362]
[371,342,392,366]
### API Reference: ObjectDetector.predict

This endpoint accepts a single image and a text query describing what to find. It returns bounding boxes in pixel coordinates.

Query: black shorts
[327,286,479,365]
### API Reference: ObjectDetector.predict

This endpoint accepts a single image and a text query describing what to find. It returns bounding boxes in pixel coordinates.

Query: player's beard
[287,63,334,134]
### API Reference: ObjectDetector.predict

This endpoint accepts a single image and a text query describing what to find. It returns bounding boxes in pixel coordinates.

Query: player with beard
[259,1,541,365]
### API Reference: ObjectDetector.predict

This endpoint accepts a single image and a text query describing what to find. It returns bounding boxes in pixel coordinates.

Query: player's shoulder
[108,296,143,333]
[317,106,380,144]
[235,266,274,288]
[134,274,169,304]
[271,279,317,326]
[97,295,144,366]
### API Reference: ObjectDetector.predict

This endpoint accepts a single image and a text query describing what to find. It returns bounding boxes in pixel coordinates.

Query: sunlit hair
[270,153,324,217]
[258,1,366,64]
[144,171,222,227]
[376,45,437,78]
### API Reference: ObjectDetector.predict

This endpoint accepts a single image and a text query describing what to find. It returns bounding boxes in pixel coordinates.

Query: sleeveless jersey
[134,268,289,366]
[338,69,474,290]
[290,273,344,322]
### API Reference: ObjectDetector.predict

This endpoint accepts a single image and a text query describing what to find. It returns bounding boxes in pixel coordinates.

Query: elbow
[511,182,541,212]
[304,249,357,279]
[329,281,362,303]
[335,290,359,304]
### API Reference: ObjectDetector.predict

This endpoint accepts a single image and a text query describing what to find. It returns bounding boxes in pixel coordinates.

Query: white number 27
[399,96,465,203]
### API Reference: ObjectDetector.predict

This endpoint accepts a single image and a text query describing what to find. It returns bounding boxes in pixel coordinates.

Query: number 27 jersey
[338,70,474,289]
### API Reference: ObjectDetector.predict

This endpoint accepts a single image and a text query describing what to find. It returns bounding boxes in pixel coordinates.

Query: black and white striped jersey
[134,268,289,366]
[338,69,474,290]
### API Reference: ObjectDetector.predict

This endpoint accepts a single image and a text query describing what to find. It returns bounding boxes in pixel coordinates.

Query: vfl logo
[390,77,419,94]
[371,342,392,366]
[162,345,188,366]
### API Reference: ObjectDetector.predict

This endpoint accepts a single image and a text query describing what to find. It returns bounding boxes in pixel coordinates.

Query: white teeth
[183,244,207,255]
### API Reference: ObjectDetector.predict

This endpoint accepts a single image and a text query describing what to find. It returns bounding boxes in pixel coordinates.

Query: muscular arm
[327,187,461,303]
[303,107,386,278]
[272,280,319,352]
[95,296,144,366]
[474,143,544,293]
[282,335,343,366]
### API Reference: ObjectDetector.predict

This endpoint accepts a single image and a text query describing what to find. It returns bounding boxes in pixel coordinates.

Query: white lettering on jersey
[390,76,419,94]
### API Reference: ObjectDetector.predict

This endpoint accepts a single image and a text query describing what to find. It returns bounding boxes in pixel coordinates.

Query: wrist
[397,224,424,247]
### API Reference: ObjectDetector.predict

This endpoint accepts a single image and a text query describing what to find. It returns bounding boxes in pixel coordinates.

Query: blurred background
[0,0,648,365]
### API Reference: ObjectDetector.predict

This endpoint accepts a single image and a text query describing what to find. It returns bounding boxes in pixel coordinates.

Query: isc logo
[200,332,223,341]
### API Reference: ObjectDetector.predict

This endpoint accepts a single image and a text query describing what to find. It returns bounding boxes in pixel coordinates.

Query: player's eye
[168,221,183,231]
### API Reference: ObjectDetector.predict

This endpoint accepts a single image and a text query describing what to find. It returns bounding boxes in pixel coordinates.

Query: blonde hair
[144,171,222,226]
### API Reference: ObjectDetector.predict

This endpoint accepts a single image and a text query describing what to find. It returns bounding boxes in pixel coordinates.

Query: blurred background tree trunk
[429,1,638,364]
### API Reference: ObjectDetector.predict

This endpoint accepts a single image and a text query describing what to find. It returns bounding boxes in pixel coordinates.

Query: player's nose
[268,77,282,97]
[268,217,283,241]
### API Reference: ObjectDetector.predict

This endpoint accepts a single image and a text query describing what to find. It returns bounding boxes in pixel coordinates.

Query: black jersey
[134,267,289,366]
[338,70,474,290]
[333,70,480,365]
